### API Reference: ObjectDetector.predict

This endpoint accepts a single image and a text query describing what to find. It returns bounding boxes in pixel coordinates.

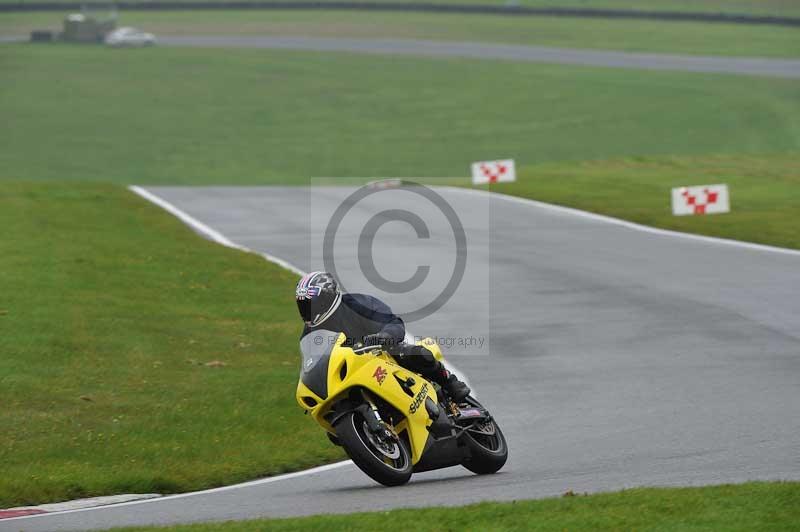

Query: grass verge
[0,182,343,507]
[489,154,800,250]
[1,45,799,185]
[113,481,800,531]
[2,10,800,58]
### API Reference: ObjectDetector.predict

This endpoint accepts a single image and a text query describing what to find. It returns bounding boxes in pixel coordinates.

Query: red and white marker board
[471,159,515,185]
[671,184,730,216]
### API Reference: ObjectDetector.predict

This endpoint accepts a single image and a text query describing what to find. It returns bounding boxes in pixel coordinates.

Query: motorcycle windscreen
[299,329,340,399]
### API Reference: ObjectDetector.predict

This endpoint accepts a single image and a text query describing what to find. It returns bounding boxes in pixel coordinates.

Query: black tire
[461,417,508,475]
[335,412,412,487]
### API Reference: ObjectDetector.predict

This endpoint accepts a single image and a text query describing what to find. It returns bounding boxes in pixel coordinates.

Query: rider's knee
[402,344,438,369]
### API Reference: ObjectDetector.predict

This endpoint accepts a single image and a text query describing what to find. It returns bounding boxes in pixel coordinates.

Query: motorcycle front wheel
[335,412,412,486]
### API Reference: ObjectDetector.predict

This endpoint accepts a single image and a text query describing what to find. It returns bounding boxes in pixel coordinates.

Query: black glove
[362,331,396,349]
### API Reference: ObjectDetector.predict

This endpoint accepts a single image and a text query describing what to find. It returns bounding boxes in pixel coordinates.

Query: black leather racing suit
[301,293,445,384]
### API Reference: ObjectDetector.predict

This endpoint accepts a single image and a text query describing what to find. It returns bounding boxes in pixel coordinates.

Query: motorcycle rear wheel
[335,412,413,486]
[461,416,508,475]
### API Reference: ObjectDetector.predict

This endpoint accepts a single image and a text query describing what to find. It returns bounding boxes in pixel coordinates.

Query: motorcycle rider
[295,271,470,402]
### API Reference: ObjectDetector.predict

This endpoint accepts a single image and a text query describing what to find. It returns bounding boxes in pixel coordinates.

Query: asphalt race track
[158,36,800,79]
[2,35,798,78]
[6,186,799,531]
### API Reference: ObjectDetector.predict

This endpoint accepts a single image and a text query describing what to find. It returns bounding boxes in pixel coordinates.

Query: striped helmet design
[295,271,341,326]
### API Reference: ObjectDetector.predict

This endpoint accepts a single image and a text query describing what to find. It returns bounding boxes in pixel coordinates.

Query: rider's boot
[439,369,470,402]
[402,343,471,402]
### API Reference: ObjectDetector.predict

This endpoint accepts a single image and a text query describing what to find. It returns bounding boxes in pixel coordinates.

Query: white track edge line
[129,186,308,275]
[4,462,353,522]
[7,494,162,513]
[446,186,800,257]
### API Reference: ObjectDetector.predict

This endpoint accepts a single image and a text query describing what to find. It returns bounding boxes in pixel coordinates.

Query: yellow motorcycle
[296,330,508,486]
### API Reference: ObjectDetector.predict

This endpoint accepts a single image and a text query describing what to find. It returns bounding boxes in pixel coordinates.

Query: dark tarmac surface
[158,36,800,78]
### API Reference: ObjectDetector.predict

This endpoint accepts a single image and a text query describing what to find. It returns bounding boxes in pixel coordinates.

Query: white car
[105,27,155,47]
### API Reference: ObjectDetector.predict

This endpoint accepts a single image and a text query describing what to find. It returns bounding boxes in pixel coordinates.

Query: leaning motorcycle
[296,330,508,486]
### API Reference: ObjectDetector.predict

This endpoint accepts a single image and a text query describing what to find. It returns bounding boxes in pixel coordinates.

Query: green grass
[488,154,800,249]
[1,0,798,512]
[0,7,798,511]
[0,182,344,507]
[2,0,800,17]
[114,481,800,531]
[3,10,800,58]
[1,45,799,187]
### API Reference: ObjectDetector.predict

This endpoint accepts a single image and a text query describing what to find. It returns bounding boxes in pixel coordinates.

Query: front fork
[357,389,394,441]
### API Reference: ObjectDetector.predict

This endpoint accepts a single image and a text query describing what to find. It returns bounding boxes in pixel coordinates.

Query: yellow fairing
[296,333,439,465]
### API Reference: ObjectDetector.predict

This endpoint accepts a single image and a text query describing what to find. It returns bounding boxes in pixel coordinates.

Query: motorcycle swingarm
[442,414,495,442]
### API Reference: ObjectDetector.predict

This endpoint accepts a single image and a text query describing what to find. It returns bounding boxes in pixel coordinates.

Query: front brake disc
[362,421,401,459]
